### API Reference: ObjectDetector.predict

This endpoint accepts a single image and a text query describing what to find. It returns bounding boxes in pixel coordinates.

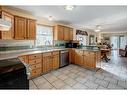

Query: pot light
[64,5,74,11]
[48,16,53,21]
[95,29,101,32]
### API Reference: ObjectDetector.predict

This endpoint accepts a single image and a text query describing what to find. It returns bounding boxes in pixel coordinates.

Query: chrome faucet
[45,40,51,50]
[45,40,51,46]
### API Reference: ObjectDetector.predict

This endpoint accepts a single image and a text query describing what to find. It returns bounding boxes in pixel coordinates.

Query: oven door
[0,68,29,89]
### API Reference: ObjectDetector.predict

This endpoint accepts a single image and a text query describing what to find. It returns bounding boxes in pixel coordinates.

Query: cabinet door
[0,11,14,39]
[14,16,27,39]
[64,27,70,40]
[75,50,83,66]
[52,55,59,70]
[89,52,96,68]
[27,19,36,40]
[69,49,75,64]
[58,25,64,40]
[42,56,52,73]
[83,51,95,68]
[69,28,73,40]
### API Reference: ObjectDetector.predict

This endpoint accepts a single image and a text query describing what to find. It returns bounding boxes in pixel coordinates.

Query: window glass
[36,25,53,46]
[76,35,87,45]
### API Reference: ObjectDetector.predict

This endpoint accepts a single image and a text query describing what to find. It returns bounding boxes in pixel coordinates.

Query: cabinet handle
[34,66,36,68]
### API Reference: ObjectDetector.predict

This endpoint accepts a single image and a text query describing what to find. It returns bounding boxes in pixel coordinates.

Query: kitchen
[0,6,127,90]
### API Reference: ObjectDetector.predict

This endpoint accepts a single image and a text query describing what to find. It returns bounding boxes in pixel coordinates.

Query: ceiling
[13,6,127,32]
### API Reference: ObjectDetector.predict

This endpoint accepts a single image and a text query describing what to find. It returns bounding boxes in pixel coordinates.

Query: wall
[73,28,99,45]
[101,32,127,43]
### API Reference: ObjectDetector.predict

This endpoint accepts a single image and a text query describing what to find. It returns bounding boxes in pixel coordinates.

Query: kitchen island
[69,48,101,70]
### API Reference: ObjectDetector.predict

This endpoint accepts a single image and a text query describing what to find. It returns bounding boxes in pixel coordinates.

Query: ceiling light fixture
[95,29,101,32]
[64,5,74,11]
[94,25,102,32]
[48,16,53,21]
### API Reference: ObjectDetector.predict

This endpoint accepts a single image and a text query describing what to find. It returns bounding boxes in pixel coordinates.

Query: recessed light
[95,29,101,32]
[64,5,74,11]
[48,16,53,21]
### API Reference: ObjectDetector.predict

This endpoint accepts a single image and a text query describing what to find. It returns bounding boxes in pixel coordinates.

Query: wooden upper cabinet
[64,27,70,40]
[14,16,27,40]
[69,28,73,40]
[54,24,73,41]
[27,19,36,40]
[0,11,14,39]
[54,25,64,40]
[14,16,36,40]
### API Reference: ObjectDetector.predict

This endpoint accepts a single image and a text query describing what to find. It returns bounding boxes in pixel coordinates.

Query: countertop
[0,48,100,60]
[0,48,67,60]
[75,48,100,52]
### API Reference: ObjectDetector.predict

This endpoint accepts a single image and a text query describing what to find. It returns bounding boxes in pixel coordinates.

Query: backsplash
[0,40,68,51]
[54,40,69,47]
[0,40,34,51]
[0,40,34,47]
[0,46,32,51]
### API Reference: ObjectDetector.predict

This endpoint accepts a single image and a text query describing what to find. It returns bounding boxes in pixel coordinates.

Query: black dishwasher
[0,58,29,89]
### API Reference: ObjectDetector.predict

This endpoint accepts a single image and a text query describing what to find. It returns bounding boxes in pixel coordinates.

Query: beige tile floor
[30,50,127,90]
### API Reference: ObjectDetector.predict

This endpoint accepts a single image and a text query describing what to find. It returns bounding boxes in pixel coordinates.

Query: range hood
[0,18,11,31]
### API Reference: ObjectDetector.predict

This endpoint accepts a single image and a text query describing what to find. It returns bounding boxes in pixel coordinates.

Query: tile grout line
[31,79,39,89]
[42,76,57,89]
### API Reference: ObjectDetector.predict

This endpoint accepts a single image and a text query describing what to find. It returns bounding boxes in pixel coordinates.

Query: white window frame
[35,24,53,47]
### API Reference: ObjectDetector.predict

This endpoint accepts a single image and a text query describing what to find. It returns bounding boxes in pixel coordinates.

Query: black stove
[0,58,29,89]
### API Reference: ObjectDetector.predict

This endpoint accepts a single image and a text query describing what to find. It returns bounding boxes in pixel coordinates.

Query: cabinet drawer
[28,58,42,65]
[43,52,52,57]
[18,55,28,63]
[28,53,42,60]
[52,51,59,55]
[30,63,42,70]
[30,68,42,78]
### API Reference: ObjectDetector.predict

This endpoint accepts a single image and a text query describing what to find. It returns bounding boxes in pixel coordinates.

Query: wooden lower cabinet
[69,49,75,64]
[42,54,52,73]
[30,68,42,78]
[83,51,101,69]
[19,51,60,79]
[19,53,42,79]
[42,51,60,73]
[74,49,101,69]
[75,49,84,66]
[52,51,59,70]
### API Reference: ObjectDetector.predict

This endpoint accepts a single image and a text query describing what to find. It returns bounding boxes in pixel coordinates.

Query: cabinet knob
[34,71,36,73]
